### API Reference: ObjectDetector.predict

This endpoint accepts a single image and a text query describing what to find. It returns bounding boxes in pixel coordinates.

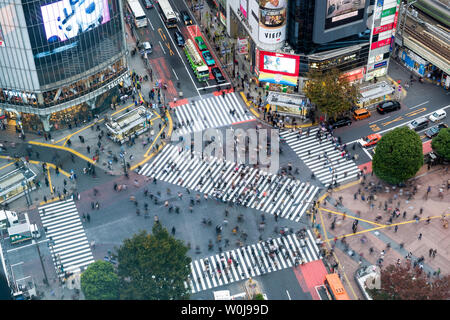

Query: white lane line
[147,18,154,31]
[410,101,429,109]
[369,116,390,124]
[362,147,373,160]
[159,41,166,54]
[153,7,202,98]
[10,261,24,268]
[172,68,179,80]
[286,290,292,300]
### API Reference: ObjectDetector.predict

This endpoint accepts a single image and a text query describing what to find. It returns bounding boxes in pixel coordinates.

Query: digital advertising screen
[325,0,366,29]
[41,0,110,43]
[259,51,300,77]
[22,0,123,86]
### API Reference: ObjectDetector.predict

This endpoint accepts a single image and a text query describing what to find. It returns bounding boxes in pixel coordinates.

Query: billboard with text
[259,51,300,76]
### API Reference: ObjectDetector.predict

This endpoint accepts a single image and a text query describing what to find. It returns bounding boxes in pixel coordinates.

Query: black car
[376,100,400,114]
[143,0,153,9]
[174,30,185,46]
[328,116,352,129]
[211,67,226,84]
[180,10,192,25]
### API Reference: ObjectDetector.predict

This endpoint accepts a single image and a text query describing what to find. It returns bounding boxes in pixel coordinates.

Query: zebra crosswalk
[281,128,360,186]
[38,199,94,276]
[173,92,254,136]
[186,229,321,294]
[138,144,319,222]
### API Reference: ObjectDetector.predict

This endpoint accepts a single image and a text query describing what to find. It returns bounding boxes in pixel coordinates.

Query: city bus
[158,0,177,28]
[324,273,350,300]
[184,39,209,82]
[126,0,148,28]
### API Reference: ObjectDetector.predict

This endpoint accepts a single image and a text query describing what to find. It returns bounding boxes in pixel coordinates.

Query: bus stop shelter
[105,106,153,144]
[357,81,394,109]
[266,91,309,119]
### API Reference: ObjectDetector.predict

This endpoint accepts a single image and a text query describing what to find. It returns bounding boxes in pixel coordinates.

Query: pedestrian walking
[394,225,398,233]
[418,233,422,240]
[432,249,437,258]
[171,227,176,235]
[87,214,90,222]
[429,248,433,257]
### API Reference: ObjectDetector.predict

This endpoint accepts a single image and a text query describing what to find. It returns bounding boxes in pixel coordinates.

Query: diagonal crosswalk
[38,199,94,276]
[138,144,319,222]
[173,92,254,135]
[185,229,322,294]
[281,128,360,186]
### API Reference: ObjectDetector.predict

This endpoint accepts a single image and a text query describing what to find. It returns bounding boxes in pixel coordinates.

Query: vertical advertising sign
[237,38,248,55]
[240,0,248,18]
[258,0,287,44]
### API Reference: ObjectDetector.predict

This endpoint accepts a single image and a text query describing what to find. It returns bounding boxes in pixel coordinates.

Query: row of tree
[80,224,191,300]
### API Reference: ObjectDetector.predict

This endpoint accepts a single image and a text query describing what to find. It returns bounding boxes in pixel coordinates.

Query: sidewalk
[315,164,449,299]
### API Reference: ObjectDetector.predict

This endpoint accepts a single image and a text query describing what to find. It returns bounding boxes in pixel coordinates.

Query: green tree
[372,127,423,184]
[303,68,359,120]
[253,293,265,300]
[117,224,191,300]
[431,127,450,160]
[367,263,450,300]
[80,260,119,300]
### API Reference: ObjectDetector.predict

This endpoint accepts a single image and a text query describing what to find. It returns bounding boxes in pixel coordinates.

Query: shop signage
[381,7,396,18]
[374,61,387,69]
[237,38,248,55]
[107,74,128,90]
[371,38,391,50]
[373,23,393,35]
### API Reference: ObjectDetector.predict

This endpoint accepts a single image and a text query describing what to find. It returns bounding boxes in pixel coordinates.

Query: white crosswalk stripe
[185,232,321,294]
[173,92,254,135]
[39,199,94,276]
[138,144,319,222]
[280,128,361,186]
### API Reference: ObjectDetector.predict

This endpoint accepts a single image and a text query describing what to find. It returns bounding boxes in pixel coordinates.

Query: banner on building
[258,71,298,86]
[237,38,248,55]
[258,0,287,44]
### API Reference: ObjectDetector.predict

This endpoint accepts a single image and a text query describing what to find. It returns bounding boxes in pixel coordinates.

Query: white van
[30,224,41,239]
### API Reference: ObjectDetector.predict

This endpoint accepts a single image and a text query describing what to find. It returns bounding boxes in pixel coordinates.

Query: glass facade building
[0,0,127,130]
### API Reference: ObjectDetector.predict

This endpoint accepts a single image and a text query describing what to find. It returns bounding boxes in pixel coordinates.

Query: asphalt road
[134,0,230,100]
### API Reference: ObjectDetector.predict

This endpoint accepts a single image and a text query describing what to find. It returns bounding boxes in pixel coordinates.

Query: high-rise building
[0,0,128,132]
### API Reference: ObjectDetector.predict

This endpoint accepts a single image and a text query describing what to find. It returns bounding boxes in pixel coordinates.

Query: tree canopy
[431,127,450,160]
[368,263,450,300]
[303,68,359,120]
[117,224,191,300]
[80,260,120,300]
[372,127,423,184]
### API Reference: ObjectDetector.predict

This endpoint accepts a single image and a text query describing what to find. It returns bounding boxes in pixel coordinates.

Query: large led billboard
[258,0,287,44]
[325,0,366,29]
[22,0,124,86]
[41,0,110,43]
[259,51,300,76]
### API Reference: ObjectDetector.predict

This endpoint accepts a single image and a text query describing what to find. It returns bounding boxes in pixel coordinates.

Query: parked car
[174,30,185,46]
[425,123,448,138]
[143,0,153,9]
[328,116,352,129]
[211,67,226,84]
[180,10,192,25]
[202,50,215,66]
[376,100,401,114]
[194,36,207,51]
[428,109,447,122]
[138,41,152,55]
[407,117,429,131]
[358,133,382,147]
[353,108,371,120]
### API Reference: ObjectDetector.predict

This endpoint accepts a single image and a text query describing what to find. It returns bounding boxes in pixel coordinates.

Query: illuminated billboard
[259,51,300,77]
[258,0,287,44]
[0,25,4,47]
[325,0,366,29]
[41,0,110,43]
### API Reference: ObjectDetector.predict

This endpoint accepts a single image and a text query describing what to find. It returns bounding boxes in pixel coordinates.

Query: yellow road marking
[158,28,166,41]
[47,166,53,194]
[0,161,16,171]
[382,116,404,127]
[405,107,426,117]
[319,207,386,227]
[28,141,95,164]
[144,124,166,157]
[369,124,380,132]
